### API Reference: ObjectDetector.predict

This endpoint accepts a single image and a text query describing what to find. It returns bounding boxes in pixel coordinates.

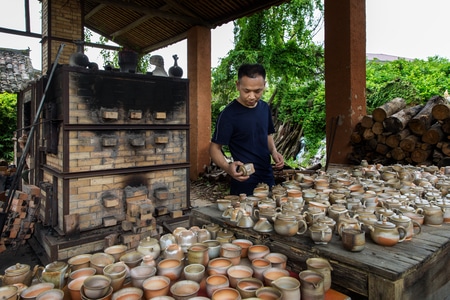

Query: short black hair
[238,63,266,80]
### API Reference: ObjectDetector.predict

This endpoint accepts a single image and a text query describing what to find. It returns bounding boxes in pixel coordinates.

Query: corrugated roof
[84,0,290,53]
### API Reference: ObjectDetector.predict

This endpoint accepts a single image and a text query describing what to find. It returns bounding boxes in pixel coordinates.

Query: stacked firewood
[349,95,450,166]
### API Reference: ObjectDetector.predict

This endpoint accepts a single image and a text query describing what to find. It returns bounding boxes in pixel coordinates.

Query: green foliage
[366,57,450,110]
[0,93,17,162]
[211,0,325,156]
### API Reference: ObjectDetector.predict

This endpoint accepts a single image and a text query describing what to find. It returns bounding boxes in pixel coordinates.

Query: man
[209,63,284,195]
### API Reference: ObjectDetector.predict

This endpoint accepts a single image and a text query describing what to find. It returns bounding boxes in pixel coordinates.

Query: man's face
[236,75,266,108]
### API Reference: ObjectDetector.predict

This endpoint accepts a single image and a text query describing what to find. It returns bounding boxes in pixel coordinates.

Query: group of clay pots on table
[217,162,450,250]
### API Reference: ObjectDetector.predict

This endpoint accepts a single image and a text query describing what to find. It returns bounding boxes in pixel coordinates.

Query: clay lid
[139,236,158,247]
[374,219,396,229]
[45,261,68,271]
[5,263,30,275]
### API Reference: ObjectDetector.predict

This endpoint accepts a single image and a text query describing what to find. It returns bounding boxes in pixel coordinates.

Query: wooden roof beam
[90,0,211,27]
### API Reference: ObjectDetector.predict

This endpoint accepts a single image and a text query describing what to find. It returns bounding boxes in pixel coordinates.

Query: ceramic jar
[309,222,333,244]
[137,236,161,260]
[366,219,407,246]
[298,270,325,300]
[273,213,307,236]
[163,243,184,261]
[388,214,421,241]
[337,213,361,237]
[203,223,220,240]
[422,204,444,226]
[328,204,348,222]
[187,243,209,266]
[39,261,70,289]
[0,263,39,286]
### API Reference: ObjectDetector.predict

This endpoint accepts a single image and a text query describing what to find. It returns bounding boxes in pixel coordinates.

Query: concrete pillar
[187,26,212,179]
[41,0,83,73]
[324,0,366,166]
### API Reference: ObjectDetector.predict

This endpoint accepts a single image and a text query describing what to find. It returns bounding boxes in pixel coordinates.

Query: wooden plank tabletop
[190,205,450,295]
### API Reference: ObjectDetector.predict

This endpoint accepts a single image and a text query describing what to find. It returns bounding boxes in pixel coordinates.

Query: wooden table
[190,205,450,300]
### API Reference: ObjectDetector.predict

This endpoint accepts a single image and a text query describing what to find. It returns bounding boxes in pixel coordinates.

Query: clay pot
[0,286,18,300]
[341,228,366,252]
[236,277,264,299]
[157,258,183,281]
[183,264,205,283]
[159,233,177,251]
[262,267,290,286]
[232,239,253,258]
[35,288,64,300]
[69,267,97,282]
[226,265,253,288]
[20,282,55,300]
[68,276,87,300]
[203,223,221,240]
[187,243,209,266]
[309,222,333,245]
[251,258,272,281]
[255,286,282,300]
[202,240,221,259]
[82,275,111,299]
[271,277,301,300]
[80,285,113,300]
[137,236,161,260]
[0,263,39,286]
[163,243,184,261]
[264,252,287,269]
[247,245,270,261]
[299,270,325,300]
[130,265,156,288]
[119,251,144,269]
[90,253,115,275]
[306,257,333,292]
[39,261,71,290]
[366,219,407,246]
[142,276,171,299]
[111,287,143,300]
[170,280,200,300]
[104,245,127,262]
[219,243,241,265]
[212,287,242,300]
[207,258,233,276]
[69,254,93,271]
[205,274,229,298]
[103,262,127,280]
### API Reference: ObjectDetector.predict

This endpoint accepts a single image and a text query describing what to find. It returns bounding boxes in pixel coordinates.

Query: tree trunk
[383,104,423,133]
[411,148,432,163]
[361,115,374,128]
[431,102,450,120]
[385,129,410,148]
[372,97,406,122]
[400,135,419,152]
[372,122,384,135]
[408,96,446,135]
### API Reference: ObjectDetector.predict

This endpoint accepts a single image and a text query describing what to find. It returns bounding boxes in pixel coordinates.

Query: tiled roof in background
[0,48,41,93]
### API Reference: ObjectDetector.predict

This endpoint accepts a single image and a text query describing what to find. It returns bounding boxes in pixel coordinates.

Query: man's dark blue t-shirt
[211,99,276,195]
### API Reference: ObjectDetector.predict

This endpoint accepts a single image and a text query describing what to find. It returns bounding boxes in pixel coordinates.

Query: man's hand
[228,161,250,182]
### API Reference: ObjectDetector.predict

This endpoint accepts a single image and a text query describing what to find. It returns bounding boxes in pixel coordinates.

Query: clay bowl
[0,286,18,300]
[68,276,87,300]
[211,287,241,300]
[142,275,171,299]
[90,253,115,275]
[69,254,93,271]
[80,286,113,300]
[247,245,270,261]
[111,287,143,300]
[35,289,64,300]
[69,267,97,282]
[262,267,290,286]
[207,257,233,276]
[104,245,127,262]
[103,262,128,279]
[232,239,253,258]
[82,275,112,299]
[157,258,184,281]
[20,282,55,300]
[119,251,144,269]
[226,265,254,288]
[170,280,200,300]
[183,264,205,283]
[264,252,288,269]
[130,265,157,288]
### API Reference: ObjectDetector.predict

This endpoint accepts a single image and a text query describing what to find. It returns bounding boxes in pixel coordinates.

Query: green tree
[0,93,17,162]
[211,0,325,164]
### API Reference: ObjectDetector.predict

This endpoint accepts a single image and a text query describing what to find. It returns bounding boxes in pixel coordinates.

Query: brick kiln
[17,66,190,261]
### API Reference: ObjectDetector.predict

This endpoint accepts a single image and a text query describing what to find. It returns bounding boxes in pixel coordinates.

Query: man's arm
[209,142,249,181]
[268,135,284,169]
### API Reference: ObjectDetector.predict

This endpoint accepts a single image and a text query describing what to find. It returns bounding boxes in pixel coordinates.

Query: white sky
[0,0,449,72]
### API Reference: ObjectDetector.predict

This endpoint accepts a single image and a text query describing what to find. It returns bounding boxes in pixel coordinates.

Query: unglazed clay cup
[142,275,171,299]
